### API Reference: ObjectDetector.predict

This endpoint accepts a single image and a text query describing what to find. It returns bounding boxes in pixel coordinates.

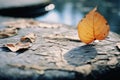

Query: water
[36,0,120,34]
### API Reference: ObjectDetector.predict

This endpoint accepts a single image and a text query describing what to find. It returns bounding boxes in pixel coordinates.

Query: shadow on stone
[0,47,28,54]
[16,49,28,54]
[64,44,97,66]
[0,47,11,52]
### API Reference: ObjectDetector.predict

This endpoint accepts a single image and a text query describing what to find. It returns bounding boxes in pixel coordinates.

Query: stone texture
[0,19,120,80]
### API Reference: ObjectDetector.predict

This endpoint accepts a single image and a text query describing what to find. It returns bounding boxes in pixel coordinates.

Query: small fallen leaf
[4,33,36,52]
[0,28,17,39]
[5,42,31,52]
[3,19,61,29]
[5,43,19,52]
[20,33,36,43]
[43,34,80,42]
[78,7,110,44]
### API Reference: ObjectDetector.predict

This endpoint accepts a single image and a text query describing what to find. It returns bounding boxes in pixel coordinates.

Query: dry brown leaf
[3,19,61,29]
[5,42,31,52]
[4,33,36,52]
[0,28,17,39]
[43,34,80,42]
[20,33,36,43]
[5,43,19,52]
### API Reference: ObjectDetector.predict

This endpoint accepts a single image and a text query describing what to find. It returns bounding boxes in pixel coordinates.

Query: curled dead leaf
[20,33,36,43]
[5,42,31,52]
[0,28,17,39]
[4,33,36,52]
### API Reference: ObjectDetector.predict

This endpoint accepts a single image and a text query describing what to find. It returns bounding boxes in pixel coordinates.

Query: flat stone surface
[0,19,120,80]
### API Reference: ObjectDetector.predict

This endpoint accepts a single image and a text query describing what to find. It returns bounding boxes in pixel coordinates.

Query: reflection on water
[36,0,120,34]
[36,2,83,26]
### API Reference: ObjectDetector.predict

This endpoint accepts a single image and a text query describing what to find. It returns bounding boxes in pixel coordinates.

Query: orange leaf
[78,7,110,44]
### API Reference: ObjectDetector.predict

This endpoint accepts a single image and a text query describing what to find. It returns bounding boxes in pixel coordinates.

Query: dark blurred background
[0,0,120,34]
[36,0,120,34]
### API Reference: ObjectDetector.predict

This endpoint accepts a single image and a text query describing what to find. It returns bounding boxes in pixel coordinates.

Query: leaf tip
[92,6,97,12]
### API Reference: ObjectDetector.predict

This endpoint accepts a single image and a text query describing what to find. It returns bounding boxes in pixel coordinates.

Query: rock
[0,19,120,80]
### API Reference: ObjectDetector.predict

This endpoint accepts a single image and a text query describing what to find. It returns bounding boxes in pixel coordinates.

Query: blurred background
[0,0,120,33]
